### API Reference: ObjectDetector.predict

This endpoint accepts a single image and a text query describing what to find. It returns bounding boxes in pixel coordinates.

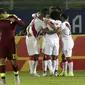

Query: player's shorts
[26,36,40,56]
[62,38,74,57]
[43,37,59,56]
[0,37,16,60]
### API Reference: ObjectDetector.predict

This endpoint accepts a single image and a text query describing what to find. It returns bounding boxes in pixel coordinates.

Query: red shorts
[0,37,16,60]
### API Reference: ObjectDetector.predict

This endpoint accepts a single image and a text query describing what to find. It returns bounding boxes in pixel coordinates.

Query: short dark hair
[40,8,49,16]
[49,6,61,13]
[0,8,6,14]
[60,13,68,19]
[50,10,60,20]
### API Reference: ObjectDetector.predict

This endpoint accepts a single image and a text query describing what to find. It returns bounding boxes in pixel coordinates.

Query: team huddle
[26,6,74,77]
[0,6,74,84]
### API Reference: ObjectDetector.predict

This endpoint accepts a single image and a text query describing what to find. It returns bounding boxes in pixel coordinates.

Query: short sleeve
[60,23,65,31]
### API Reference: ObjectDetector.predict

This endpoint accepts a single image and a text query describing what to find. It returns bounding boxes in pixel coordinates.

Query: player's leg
[42,37,48,76]
[10,55,20,84]
[60,39,68,76]
[26,36,40,77]
[26,36,35,75]
[42,54,48,76]
[43,41,53,76]
[52,56,59,76]
[29,56,35,75]
[52,44,59,76]
[46,55,53,76]
[0,59,6,84]
[67,58,74,76]
[0,45,6,84]
[33,54,40,77]
[66,49,74,76]
[8,39,20,84]
[67,41,74,76]
[59,54,68,76]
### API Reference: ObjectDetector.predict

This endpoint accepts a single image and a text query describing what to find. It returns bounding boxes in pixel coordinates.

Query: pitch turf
[1,70,85,85]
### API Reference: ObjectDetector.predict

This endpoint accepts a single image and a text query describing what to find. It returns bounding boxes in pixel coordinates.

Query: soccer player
[26,8,49,77]
[42,10,61,76]
[0,8,25,84]
[59,13,74,76]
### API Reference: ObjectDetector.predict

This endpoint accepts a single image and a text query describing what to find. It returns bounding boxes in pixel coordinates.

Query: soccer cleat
[0,80,6,84]
[59,72,68,76]
[42,72,47,77]
[54,72,59,76]
[68,73,74,76]
[33,73,40,77]
[29,73,34,76]
[15,75,20,84]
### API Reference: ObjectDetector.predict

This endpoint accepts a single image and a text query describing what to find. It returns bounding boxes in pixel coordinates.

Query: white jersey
[44,19,61,56]
[28,17,47,37]
[60,21,72,39]
[60,21,74,57]
[45,19,61,42]
[26,17,47,56]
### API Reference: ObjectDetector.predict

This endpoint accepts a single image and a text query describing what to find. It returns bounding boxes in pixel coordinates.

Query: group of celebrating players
[26,6,74,77]
[0,6,74,84]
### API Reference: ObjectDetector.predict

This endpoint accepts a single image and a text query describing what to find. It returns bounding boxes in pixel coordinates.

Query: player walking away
[59,13,74,76]
[42,10,61,76]
[0,8,25,84]
[26,8,49,77]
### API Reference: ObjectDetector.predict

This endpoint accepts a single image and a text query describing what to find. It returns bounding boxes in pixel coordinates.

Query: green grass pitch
[1,70,85,85]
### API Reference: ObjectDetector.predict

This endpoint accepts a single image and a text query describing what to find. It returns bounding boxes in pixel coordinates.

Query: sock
[33,56,38,74]
[47,58,53,75]
[33,61,38,74]
[62,60,68,74]
[68,59,73,74]
[0,65,6,81]
[12,65,19,76]
[29,56,35,74]
[52,57,58,73]
[55,59,58,71]
[43,57,48,72]
[29,60,34,74]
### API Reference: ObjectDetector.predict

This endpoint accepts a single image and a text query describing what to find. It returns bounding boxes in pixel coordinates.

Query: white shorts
[26,36,40,56]
[62,38,74,57]
[43,38,59,56]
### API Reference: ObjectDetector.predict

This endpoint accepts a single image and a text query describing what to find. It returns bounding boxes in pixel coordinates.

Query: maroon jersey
[8,16,25,36]
[0,20,13,41]
[0,17,25,60]
[0,19,25,60]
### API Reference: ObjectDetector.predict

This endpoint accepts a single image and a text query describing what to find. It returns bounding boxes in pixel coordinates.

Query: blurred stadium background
[0,0,85,10]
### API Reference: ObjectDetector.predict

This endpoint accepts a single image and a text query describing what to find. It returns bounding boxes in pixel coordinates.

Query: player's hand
[9,18,15,22]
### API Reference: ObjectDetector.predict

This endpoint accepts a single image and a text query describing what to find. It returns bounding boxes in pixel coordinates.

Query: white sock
[52,60,57,73]
[47,59,53,74]
[62,61,68,74]
[55,59,58,71]
[33,61,38,74]
[43,60,47,72]
[68,62,73,74]
[29,60,35,74]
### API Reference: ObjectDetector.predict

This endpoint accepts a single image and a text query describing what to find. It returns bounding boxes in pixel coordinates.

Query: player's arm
[8,16,25,26]
[26,24,32,37]
[41,26,56,34]
[43,18,57,31]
